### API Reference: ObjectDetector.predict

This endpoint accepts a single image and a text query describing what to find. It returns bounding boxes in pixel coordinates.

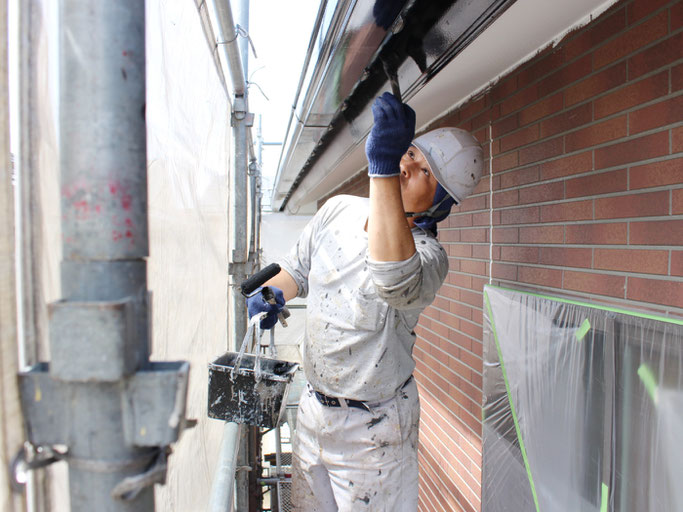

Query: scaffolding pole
[208,0,255,510]
[0,0,26,508]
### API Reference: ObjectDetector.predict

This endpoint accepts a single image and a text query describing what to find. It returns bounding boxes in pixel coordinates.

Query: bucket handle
[269,329,277,358]
[231,312,267,381]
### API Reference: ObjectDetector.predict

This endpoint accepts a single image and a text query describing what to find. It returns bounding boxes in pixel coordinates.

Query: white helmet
[412,128,484,204]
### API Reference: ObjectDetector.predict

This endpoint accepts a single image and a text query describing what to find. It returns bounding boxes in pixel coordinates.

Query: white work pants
[291,379,420,511]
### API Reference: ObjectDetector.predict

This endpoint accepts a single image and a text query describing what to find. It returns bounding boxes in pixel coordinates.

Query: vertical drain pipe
[230,93,250,512]
[254,116,263,259]
[0,2,26,510]
[209,0,253,510]
[22,1,157,510]
[18,1,190,511]
[232,2,263,509]
[58,2,152,510]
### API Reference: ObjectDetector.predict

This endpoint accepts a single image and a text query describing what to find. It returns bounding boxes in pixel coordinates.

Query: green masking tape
[600,483,609,512]
[637,364,658,405]
[575,318,591,341]
[484,291,540,512]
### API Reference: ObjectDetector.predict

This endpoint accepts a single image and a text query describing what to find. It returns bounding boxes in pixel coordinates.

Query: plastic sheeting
[15,0,66,508]
[147,0,231,510]
[482,285,683,512]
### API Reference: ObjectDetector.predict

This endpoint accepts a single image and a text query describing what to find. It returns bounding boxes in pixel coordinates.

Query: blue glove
[365,92,416,177]
[246,286,285,330]
[372,0,405,30]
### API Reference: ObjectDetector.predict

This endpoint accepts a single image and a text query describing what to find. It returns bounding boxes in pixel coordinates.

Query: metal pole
[212,0,246,96]
[207,422,242,512]
[27,0,154,511]
[57,1,151,510]
[231,1,253,510]
[254,116,263,259]
[59,0,149,343]
[206,1,255,509]
[0,0,26,508]
[234,0,249,82]
[17,3,189,512]
[230,104,251,512]
[17,0,42,370]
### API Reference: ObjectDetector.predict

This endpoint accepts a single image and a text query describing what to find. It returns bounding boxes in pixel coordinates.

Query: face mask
[411,183,456,234]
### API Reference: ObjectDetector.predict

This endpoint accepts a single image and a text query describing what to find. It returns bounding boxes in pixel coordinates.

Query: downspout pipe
[206,0,253,511]
[212,0,246,96]
[17,2,191,511]
[0,2,26,510]
[207,423,242,512]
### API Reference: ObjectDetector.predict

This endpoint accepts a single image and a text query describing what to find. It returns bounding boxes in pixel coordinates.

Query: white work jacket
[280,195,449,402]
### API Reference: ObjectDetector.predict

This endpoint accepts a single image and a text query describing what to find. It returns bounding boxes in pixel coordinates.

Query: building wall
[320,0,682,510]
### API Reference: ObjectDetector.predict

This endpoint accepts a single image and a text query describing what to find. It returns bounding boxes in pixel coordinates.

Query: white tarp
[147,0,231,509]
[260,211,312,352]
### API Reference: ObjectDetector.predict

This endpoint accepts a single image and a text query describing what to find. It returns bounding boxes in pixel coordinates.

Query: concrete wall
[320,0,682,509]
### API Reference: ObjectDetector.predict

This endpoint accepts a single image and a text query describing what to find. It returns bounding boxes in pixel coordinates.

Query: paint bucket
[208,314,299,428]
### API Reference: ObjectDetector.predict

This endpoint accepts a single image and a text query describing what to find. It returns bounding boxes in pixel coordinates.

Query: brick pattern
[419,1,682,509]
[313,1,682,510]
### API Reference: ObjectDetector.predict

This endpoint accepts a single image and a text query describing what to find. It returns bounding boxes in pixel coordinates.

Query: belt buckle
[356,401,371,413]
[314,390,371,411]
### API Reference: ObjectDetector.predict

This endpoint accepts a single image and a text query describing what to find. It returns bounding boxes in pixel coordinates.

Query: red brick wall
[320,0,682,510]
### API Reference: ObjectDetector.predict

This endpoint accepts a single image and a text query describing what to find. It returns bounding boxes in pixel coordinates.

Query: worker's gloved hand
[365,92,416,177]
[372,0,405,30]
[247,286,285,330]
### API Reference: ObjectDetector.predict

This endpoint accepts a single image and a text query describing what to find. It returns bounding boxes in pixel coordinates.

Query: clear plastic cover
[482,285,683,512]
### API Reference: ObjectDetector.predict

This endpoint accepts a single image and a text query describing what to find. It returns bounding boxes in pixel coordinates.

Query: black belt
[313,376,413,411]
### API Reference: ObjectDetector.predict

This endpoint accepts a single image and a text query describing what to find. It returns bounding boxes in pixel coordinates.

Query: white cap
[412,128,484,204]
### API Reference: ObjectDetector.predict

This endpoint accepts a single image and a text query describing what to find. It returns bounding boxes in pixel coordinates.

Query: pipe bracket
[9,443,65,492]
[111,447,170,501]
[121,361,191,447]
[49,297,140,381]
[18,362,191,457]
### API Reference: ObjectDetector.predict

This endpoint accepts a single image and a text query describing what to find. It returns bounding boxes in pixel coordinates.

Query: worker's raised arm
[365,92,417,262]
[368,177,415,261]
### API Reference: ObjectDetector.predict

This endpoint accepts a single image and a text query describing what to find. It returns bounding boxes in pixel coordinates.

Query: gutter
[273,0,621,214]
[272,0,516,212]
[200,0,257,162]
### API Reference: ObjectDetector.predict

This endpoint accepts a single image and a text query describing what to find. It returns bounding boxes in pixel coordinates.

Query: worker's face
[400,146,438,218]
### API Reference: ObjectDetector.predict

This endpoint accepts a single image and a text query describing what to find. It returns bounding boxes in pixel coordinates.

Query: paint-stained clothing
[292,379,420,511]
[280,194,449,403]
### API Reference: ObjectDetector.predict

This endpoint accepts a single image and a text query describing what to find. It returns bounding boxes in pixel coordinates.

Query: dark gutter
[278,0,517,211]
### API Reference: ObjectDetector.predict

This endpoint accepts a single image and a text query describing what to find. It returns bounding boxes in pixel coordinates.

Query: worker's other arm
[246,269,297,329]
[263,269,298,302]
[368,176,416,261]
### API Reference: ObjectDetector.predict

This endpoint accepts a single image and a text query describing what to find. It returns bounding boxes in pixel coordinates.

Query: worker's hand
[247,286,285,329]
[365,92,416,177]
[372,0,404,30]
